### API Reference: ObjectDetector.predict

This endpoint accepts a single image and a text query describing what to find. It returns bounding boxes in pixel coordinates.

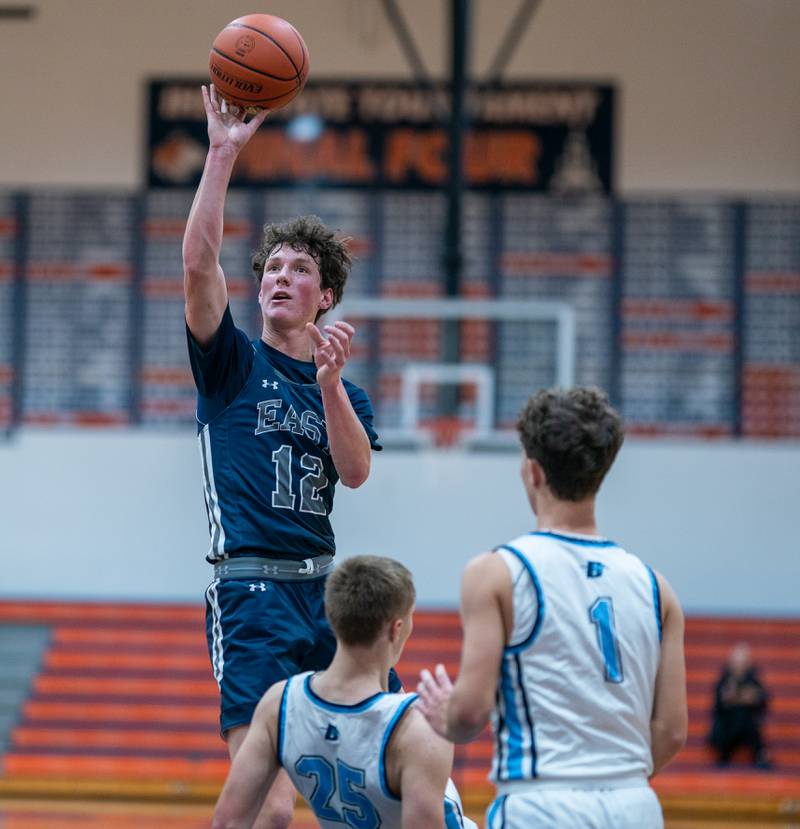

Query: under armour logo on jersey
[249,582,267,592]
[262,379,279,389]
[324,723,339,741]
[587,561,606,578]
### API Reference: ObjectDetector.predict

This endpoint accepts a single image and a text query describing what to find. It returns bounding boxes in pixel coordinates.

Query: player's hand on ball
[306,321,354,389]
[202,84,269,154]
[416,663,454,739]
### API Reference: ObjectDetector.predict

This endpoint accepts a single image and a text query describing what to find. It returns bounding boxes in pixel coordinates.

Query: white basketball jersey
[491,530,662,788]
[279,672,470,829]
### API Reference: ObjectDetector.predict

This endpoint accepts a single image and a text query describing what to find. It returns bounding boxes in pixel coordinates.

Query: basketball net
[422,416,470,448]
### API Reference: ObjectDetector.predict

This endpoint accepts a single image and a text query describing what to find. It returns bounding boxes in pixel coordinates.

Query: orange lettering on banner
[238,129,375,182]
[383,129,414,181]
[240,127,541,186]
[384,129,447,184]
[386,128,540,185]
[312,130,374,181]
[418,132,447,182]
[465,131,540,185]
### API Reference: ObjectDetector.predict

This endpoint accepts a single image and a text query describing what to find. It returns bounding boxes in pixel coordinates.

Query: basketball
[209,14,309,112]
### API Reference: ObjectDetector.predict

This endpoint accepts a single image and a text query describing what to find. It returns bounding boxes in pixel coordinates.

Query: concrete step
[0,624,51,754]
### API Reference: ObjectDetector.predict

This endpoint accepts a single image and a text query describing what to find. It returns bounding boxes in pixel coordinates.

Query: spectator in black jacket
[709,643,771,769]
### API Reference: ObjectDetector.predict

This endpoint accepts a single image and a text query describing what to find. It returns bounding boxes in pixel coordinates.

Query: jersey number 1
[589,597,624,683]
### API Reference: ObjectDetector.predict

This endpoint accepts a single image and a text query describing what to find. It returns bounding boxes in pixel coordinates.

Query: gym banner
[147,79,614,193]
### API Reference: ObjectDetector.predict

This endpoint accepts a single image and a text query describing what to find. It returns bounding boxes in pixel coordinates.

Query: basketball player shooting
[182,84,397,829]
[417,387,688,829]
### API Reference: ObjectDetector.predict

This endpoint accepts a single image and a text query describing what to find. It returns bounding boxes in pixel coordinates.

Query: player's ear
[530,458,547,489]
[319,288,333,311]
[388,617,403,643]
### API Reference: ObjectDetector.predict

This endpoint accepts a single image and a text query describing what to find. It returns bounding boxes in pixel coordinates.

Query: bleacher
[0,601,798,824]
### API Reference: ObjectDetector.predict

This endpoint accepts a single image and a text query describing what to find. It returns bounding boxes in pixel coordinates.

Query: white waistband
[495,776,650,795]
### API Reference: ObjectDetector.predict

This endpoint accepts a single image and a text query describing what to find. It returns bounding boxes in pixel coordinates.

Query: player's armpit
[392,708,453,829]
[211,682,285,829]
[447,553,511,742]
[650,572,688,775]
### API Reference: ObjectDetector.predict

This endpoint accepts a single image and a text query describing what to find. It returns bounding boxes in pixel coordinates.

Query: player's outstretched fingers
[248,108,270,130]
[434,663,454,691]
[319,346,337,369]
[332,320,356,340]
[324,325,351,358]
[202,85,222,119]
[323,327,348,364]
[418,667,439,700]
[305,322,326,347]
[209,83,221,111]
[416,678,432,710]
[417,668,451,738]
[331,321,355,359]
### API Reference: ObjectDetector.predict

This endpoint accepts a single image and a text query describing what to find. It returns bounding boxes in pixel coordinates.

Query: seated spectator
[709,643,771,769]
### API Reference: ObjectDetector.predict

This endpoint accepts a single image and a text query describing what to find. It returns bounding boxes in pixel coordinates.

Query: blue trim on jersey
[487,794,507,828]
[444,796,463,829]
[499,657,524,779]
[277,678,290,767]
[378,693,418,801]
[514,653,537,777]
[646,565,663,642]
[530,529,618,548]
[496,544,545,653]
[303,673,386,713]
[493,686,505,783]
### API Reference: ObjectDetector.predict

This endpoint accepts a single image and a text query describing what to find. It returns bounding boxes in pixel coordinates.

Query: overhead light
[286,114,324,143]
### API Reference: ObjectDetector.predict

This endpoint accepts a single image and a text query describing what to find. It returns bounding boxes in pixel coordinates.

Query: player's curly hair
[251,215,352,310]
[517,387,624,501]
[325,556,415,647]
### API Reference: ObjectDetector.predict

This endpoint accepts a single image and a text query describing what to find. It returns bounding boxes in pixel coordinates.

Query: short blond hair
[325,556,415,647]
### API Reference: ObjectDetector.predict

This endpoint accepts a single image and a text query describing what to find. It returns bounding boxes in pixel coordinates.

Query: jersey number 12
[271,444,328,515]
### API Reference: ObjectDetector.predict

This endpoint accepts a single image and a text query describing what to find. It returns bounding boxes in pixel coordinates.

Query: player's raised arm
[183,85,268,346]
[649,572,688,774]
[418,552,510,743]
[212,682,284,829]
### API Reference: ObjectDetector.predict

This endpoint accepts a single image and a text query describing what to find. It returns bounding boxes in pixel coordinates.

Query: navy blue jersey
[187,306,380,563]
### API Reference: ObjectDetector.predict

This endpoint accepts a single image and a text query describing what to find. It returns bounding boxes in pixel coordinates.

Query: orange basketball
[209,14,309,112]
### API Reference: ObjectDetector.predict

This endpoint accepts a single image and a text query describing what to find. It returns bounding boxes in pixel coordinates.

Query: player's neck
[313,646,391,702]
[261,322,314,362]
[535,496,599,537]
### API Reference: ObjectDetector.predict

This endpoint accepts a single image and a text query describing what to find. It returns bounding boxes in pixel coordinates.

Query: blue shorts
[205,575,402,735]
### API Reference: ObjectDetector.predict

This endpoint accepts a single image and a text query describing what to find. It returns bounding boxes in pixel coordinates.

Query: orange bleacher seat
[0,601,798,814]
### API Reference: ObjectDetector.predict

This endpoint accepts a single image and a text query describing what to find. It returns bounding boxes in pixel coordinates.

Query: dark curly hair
[251,215,352,311]
[517,387,624,501]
